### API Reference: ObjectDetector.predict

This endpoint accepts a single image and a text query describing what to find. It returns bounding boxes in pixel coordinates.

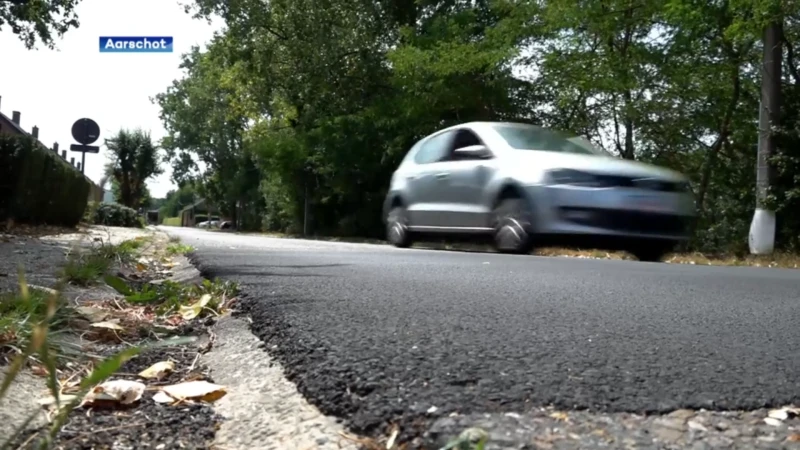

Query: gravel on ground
[424,408,800,449]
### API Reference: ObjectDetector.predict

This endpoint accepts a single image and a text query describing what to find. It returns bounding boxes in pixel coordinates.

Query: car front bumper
[528,184,697,241]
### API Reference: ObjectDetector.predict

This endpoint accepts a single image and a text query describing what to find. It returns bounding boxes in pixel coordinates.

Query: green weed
[0,278,72,357]
[105,275,237,316]
[60,254,112,286]
[165,243,194,256]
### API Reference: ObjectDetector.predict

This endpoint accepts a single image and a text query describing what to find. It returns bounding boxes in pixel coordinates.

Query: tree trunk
[756,21,783,209]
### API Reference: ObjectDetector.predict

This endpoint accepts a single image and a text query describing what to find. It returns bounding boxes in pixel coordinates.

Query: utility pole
[749,20,783,255]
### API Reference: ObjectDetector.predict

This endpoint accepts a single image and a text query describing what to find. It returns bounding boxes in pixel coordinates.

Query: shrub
[83,200,100,223]
[92,203,142,228]
[0,134,90,226]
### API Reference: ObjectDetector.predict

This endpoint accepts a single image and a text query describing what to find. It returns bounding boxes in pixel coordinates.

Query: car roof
[438,121,536,133]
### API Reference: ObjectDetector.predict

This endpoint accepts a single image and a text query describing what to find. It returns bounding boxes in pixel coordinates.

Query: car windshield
[493,124,610,156]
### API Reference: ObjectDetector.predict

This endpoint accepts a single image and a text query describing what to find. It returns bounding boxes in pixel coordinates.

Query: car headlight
[545,169,610,187]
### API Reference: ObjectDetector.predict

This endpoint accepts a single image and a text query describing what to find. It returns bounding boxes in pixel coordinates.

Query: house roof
[0,103,103,191]
[0,111,28,135]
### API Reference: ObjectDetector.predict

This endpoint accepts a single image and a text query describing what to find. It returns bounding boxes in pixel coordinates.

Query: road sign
[71,118,100,145]
[70,144,100,153]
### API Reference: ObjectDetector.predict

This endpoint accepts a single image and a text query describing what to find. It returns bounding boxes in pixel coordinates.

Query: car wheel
[492,198,535,254]
[386,206,412,248]
[630,242,674,262]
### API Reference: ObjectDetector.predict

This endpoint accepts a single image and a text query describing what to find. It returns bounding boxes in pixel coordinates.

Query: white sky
[0,0,222,198]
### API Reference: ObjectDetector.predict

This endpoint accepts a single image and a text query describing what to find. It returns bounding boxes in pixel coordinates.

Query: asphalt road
[166,227,800,438]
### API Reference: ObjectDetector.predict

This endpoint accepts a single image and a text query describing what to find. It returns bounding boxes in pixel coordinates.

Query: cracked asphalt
[165,227,800,441]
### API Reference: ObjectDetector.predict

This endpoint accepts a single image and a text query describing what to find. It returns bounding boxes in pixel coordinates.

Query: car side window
[414,131,454,164]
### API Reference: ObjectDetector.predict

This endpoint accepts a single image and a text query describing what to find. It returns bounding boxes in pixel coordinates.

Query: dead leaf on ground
[178,294,212,320]
[76,306,111,323]
[83,379,145,406]
[787,434,800,442]
[549,411,570,422]
[30,365,49,377]
[90,321,124,331]
[136,262,147,272]
[763,417,784,427]
[155,380,227,404]
[138,361,175,379]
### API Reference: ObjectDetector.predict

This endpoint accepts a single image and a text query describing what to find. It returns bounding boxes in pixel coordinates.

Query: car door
[436,129,496,229]
[405,130,456,228]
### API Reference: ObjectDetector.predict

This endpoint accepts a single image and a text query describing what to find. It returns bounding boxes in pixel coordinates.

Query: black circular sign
[71,118,100,145]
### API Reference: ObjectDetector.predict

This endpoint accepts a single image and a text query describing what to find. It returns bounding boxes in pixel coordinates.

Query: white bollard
[748,208,776,254]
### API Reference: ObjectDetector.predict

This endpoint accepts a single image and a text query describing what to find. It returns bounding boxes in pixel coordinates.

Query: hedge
[91,203,143,228]
[0,134,90,227]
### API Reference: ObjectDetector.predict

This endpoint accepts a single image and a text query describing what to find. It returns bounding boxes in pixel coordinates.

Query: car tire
[492,198,536,254]
[386,206,412,248]
[630,242,674,262]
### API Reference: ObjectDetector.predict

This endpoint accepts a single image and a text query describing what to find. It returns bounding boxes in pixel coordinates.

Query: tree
[104,129,163,210]
[157,0,800,255]
[0,0,82,49]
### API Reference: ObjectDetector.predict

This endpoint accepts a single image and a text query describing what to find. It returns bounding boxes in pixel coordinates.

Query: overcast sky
[0,0,222,198]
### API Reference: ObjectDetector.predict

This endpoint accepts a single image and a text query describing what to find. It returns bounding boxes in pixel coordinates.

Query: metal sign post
[70,118,101,174]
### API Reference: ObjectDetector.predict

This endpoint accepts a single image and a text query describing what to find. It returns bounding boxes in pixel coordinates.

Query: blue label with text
[99,36,173,53]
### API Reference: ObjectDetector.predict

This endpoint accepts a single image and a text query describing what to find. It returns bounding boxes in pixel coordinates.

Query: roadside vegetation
[151,0,800,261]
[0,229,236,448]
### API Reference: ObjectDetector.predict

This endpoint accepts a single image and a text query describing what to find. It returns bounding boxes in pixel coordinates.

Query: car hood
[508,150,688,182]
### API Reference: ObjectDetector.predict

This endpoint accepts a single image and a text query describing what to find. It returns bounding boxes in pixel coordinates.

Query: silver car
[382,122,696,261]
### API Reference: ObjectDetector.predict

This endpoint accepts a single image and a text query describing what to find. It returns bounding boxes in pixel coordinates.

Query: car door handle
[435,173,449,179]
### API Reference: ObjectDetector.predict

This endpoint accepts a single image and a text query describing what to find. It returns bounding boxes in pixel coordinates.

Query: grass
[105,275,238,317]
[60,238,152,286]
[0,280,72,357]
[60,254,112,286]
[0,272,195,449]
[165,242,194,256]
[162,217,181,226]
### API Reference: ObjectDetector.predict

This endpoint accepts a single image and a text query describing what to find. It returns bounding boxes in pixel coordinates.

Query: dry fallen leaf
[178,294,212,320]
[90,321,124,331]
[76,306,110,323]
[549,411,570,422]
[157,380,227,403]
[83,379,145,406]
[787,433,800,442]
[138,361,175,380]
[136,263,147,272]
[763,417,783,427]
[768,409,789,421]
[152,391,174,404]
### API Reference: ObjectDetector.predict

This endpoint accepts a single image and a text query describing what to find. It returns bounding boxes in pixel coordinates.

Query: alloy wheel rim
[495,216,528,251]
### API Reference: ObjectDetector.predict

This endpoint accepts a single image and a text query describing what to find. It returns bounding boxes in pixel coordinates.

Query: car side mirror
[453,144,492,159]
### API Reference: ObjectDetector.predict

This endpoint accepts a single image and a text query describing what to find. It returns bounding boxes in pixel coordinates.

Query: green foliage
[159,183,197,218]
[158,0,800,254]
[91,203,142,228]
[0,0,82,49]
[60,254,112,286]
[166,243,194,255]
[105,275,237,316]
[0,283,72,357]
[104,129,163,209]
[162,217,181,226]
[0,134,90,227]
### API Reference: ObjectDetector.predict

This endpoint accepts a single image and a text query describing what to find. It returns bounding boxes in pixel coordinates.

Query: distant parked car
[382,122,696,261]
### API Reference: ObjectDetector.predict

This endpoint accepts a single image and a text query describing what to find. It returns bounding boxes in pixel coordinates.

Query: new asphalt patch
[177,229,800,445]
